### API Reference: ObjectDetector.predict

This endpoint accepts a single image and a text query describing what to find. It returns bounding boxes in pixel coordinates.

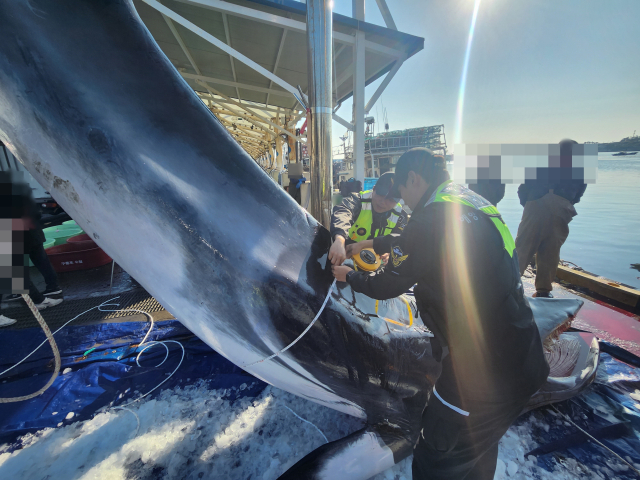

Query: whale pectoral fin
[278,424,413,480]
[529,296,584,341]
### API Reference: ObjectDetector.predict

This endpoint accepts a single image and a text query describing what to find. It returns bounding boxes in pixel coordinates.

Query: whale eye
[360,250,377,265]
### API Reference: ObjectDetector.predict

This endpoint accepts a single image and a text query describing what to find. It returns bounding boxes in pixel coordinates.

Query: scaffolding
[366,125,447,157]
[334,125,447,178]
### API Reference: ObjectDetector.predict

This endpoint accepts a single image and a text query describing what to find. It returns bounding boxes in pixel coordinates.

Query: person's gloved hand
[296,177,307,189]
[328,236,347,266]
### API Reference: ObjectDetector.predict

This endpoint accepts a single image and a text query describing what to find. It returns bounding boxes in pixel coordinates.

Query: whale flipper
[278,424,414,480]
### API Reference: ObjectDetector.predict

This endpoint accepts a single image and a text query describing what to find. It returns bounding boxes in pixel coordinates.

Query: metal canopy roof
[133,0,424,112]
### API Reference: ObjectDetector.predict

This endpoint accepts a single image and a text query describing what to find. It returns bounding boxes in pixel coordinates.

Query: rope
[0,295,183,411]
[0,294,61,403]
[115,340,185,408]
[551,404,640,477]
[0,296,121,378]
[242,279,336,368]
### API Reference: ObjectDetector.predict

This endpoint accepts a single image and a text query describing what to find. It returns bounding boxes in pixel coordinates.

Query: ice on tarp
[2,314,640,479]
[2,378,637,480]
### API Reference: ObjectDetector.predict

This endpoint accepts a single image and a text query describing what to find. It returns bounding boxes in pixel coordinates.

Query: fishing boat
[612,151,638,156]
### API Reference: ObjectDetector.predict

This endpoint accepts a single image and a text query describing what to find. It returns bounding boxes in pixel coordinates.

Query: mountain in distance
[589,132,640,152]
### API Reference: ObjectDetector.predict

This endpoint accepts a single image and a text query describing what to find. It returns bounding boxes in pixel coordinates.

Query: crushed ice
[0,381,627,479]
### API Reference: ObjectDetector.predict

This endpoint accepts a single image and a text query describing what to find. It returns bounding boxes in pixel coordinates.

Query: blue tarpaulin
[2,320,640,476]
[0,320,266,445]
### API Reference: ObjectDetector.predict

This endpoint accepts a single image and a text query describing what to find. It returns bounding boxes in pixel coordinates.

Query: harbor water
[450,154,640,289]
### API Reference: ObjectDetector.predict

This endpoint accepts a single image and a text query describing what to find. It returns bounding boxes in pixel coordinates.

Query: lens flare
[455,0,483,146]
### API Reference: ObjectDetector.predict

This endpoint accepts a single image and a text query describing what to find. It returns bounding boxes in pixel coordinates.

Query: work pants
[412,393,530,480]
[515,193,576,294]
[0,242,58,306]
[28,242,59,292]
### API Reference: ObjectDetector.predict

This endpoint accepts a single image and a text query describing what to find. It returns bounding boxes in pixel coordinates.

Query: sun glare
[455,0,483,145]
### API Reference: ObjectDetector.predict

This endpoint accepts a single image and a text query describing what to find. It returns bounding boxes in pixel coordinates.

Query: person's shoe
[3,294,23,302]
[533,291,554,298]
[35,297,64,311]
[43,286,63,296]
[0,315,17,327]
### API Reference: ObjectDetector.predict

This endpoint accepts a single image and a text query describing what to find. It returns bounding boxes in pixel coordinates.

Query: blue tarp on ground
[518,350,640,478]
[0,320,266,445]
[2,321,640,476]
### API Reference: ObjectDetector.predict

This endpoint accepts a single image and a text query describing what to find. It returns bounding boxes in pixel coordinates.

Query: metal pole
[352,0,366,184]
[307,0,333,228]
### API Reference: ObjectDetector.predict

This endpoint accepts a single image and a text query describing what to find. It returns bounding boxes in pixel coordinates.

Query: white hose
[242,279,336,367]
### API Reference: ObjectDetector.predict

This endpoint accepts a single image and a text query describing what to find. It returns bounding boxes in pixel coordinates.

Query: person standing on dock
[328,172,408,266]
[515,139,588,298]
[332,148,549,480]
[468,179,506,207]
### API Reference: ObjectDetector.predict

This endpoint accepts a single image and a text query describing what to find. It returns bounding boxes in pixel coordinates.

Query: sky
[329,0,640,153]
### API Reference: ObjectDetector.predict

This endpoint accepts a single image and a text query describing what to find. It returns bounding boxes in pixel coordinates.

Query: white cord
[281,404,328,443]
[0,296,121,378]
[113,406,141,437]
[242,279,336,368]
[115,340,185,408]
[0,295,184,415]
[97,302,155,346]
[551,404,640,477]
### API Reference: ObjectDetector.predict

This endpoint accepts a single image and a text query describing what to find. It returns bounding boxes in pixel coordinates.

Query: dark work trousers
[0,243,57,307]
[412,393,531,480]
[0,270,44,306]
[28,242,59,293]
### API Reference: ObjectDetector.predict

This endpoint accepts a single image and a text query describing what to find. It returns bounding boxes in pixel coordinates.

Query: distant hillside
[595,134,640,153]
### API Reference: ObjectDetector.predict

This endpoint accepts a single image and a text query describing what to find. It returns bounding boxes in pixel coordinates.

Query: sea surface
[450,153,640,289]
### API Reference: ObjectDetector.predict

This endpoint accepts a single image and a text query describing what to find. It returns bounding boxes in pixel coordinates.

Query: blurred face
[371,191,398,213]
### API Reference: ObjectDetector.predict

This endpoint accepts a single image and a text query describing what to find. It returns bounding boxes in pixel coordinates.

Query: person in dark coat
[331,148,548,480]
[468,179,506,206]
[515,139,587,297]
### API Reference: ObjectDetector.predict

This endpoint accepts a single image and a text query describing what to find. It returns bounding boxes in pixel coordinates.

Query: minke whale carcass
[0,1,599,478]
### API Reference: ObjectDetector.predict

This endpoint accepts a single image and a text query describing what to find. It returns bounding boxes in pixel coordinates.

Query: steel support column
[307,0,333,227]
[352,0,366,183]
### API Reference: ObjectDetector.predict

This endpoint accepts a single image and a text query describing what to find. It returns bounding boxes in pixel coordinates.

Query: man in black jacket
[332,148,549,480]
[515,139,587,297]
[329,172,408,266]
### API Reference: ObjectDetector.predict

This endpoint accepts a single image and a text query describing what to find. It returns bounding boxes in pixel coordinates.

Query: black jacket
[330,192,409,243]
[0,179,45,251]
[346,185,549,411]
[468,180,506,206]
[517,178,587,207]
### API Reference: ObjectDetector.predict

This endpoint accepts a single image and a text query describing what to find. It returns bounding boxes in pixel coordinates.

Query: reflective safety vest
[427,180,516,257]
[348,190,404,242]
